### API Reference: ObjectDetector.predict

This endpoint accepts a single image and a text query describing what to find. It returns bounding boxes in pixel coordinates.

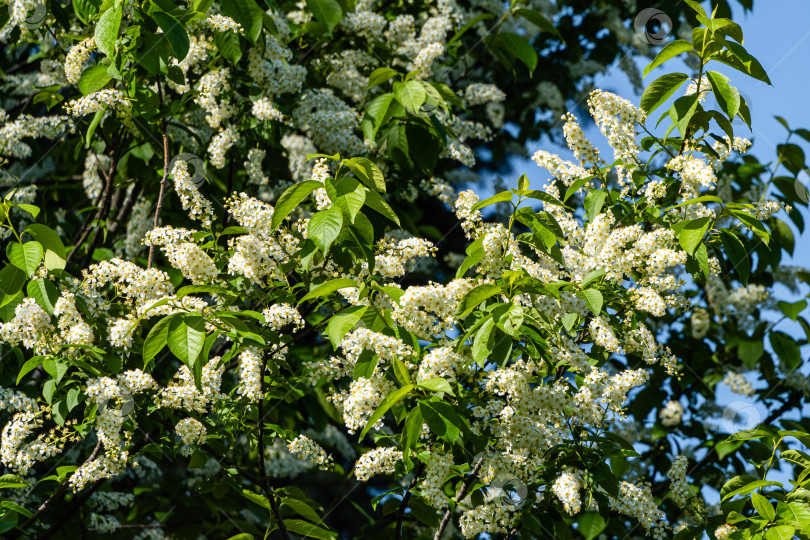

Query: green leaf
[770,331,801,370]
[393,80,426,113]
[492,304,523,336]
[714,42,772,85]
[308,207,343,254]
[358,384,413,441]
[578,513,607,540]
[143,315,175,367]
[77,64,112,96]
[720,229,750,285]
[362,189,399,225]
[283,519,337,539]
[584,190,608,222]
[665,195,722,210]
[25,224,66,270]
[455,284,501,318]
[640,73,689,114]
[403,406,422,463]
[581,269,606,288]
[299,278,358,304]
[764,525,795,540]
[643,40,693,78]
[271,181,322,231]
[8,241,43,277]
[326,178,365,223]
[0,475,27,489]
[721,480,782,501]
[564,176,592,202]
[27,279,58,315]
[94,5,122,57]
[706,71,740,120]
[472,316,496,367]
[167,315,206,367]
[327,306,367,349]
[678,217,711,255]
[343,158,386,193]
[514,8,561,38]
[683,0,707,16]
[738,340,764,368]
[497,32,538,74]
[281,497,325,525]
[42,357,68,384]
[220,0,263,42]
[85,107,105,147]
[670,93,700,137]
[215,29,242,63]
[305,0,342,34]
[418,400,464,443]
[751,493,775,522]
[778,300,806,321]
[417,377,454,395]
[471,191,513,213]
[578,289,603,315]
[367,67,398,89]
[362,94,395,141]
[241,489,271,511]
[0,264,27,302]
[152,11,189,60]
[16,356,45,384]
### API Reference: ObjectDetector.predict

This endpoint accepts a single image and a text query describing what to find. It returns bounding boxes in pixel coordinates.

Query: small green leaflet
[358,384,413,441]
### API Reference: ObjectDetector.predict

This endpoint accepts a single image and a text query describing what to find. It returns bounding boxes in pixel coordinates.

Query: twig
[257,354,291,540]
[12,440,103,537]
[148,77,170,269]
[395,463,424,540]
[434,455,486,540]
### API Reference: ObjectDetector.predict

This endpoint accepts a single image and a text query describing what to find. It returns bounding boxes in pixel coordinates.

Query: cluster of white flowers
[422,451,453,509]
[723,371,754,396]
[608,481,669,539]
[176,417,207,456]
[64,89,130,117]
[354,447,402,482]
[287,435,332,470]
[262,303,304,332]
[145,227,218,284]
[64,37,96,83]
[660,400,685,427]
[170,160,214,228]
[715,523,737,540]
[552,470,583,514]
[237,347,264,401]
[374,235,437,278]
[0,113,72,159]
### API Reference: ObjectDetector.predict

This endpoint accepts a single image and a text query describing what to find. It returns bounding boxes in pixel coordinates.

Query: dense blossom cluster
[0,1,806,536]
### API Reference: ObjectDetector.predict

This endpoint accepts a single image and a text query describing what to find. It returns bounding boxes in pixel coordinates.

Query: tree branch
[148,76,170,269]
[395,462,424,540]
[434,455,486,540]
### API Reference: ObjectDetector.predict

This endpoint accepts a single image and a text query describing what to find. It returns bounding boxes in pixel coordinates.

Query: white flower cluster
[723,371,754,396]
[354,447,402,482]
[0,113,72,159]
[176,417,207,456]
[609,481,669,539]
[552,469,583,514]
[237,347,264,401]
[170,160,214,228]
[64,89,129,117]
[145,227,218,284]
[715,523,737,540]
[423,451,453,509]
[659,400,685,427]
[262,303,304,332]
[287,435,332,470]
[64,37,96,83]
